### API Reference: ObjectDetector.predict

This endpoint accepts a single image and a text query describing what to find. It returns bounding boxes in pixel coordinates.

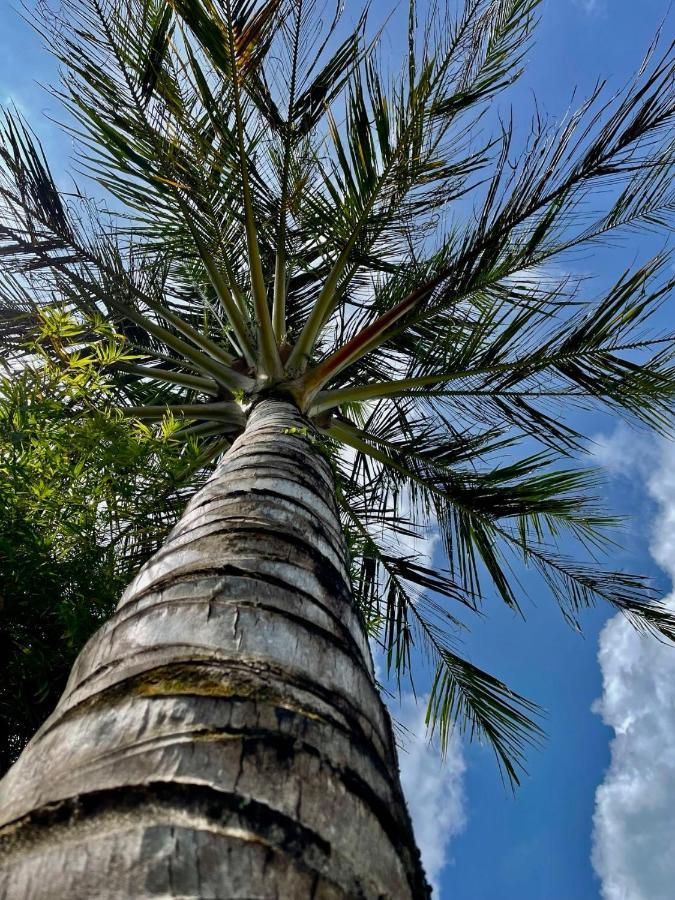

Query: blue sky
[1,2,673,898]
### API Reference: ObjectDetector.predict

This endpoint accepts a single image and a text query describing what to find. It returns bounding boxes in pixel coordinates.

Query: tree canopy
[1,0,674,785]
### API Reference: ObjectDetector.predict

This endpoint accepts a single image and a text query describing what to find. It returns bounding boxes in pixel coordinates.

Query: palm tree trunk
[0,398,430,899]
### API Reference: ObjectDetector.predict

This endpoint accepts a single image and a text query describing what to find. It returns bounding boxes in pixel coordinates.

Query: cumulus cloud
[591,435,675,900]
[588,423,656,479]
[395,694,467,897]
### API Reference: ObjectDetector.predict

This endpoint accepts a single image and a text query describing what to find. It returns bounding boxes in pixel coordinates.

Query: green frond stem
[104,293,253,394]
[328,417,615,609]
[332,426,511,612]
[139,291,237,370]
[0,208,246,385]
[222,0,281,378]
[60,7,254,368]
[327,419,497,521]
[52,0,253,372]
[308,325,675,413]
[119,401,245,425]
[127,344,211,376]
[62,0,255,372]
[332,233,669,379]
[312,385,622,414]
[311,376,449,412]
[80,242,240,375]
[333,417,662,639]
[2,208,252,399]
[221,256,250,321]
[286,233,365,374]
[336,418,601,505]
[115,363,221,396]
[166,48,250,327]
[94,262,248,387]
[172,421,238,442]
[300,281,434,399]
[171,14,280,338]
[189,227,257,368]
[242,177,283,375]
[271,0,304,342]
[300,44,675,395]
[286,122,419,372]
[329,419,471,501]
[327,418,417,475]
[0,213,248,394]
[384,241,671,360]
[272,249,287,341]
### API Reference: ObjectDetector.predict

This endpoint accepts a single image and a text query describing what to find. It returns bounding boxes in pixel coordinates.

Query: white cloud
[588,423,656,479]
[395,694,467,897]
[574,0,607,14]
[591,435,675,900]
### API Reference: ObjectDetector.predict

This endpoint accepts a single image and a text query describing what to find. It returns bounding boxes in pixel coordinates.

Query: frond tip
[427,646,544,788]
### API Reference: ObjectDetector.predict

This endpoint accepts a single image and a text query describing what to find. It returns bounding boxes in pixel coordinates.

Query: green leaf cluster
[0,356,213,772]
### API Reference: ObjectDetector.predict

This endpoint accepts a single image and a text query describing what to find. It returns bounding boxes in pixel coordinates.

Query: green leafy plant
[0,337,217,770]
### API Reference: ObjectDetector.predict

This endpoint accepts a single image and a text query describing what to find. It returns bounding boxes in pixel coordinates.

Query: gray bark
[0,398,430,899]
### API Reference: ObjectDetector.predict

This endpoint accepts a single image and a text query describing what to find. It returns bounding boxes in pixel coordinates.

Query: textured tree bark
[0,398,430,899]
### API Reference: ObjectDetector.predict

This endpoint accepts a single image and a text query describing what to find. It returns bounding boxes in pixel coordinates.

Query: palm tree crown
[2,0,675,785]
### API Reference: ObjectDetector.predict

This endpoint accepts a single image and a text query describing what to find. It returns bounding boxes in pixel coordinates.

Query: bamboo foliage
[1,0,675,783]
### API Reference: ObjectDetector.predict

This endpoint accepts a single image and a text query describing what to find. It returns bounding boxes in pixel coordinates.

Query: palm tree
[0,0,674,894]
